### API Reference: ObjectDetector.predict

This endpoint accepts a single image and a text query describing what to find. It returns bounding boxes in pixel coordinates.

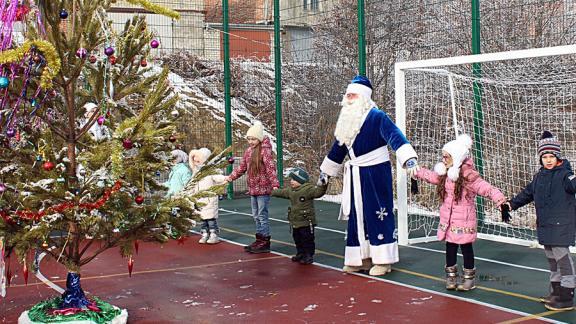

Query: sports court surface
[2,197,575,323]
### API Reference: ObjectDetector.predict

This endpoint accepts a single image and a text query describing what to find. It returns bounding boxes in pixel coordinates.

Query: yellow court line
[9,255,284,289]
[496,310,562,324]
[221,226,544,304]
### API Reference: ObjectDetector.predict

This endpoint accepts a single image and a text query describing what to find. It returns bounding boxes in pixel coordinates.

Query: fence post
[274,0,283,186]
[471,0,485,220]
[223,0,233,199]
[357,0,366,76]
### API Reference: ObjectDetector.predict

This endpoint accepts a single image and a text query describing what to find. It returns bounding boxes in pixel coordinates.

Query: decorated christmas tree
[0,0,230,322]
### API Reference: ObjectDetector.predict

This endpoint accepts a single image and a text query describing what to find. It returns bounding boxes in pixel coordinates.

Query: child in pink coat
[413,134,506,291]
[226,121,279,253]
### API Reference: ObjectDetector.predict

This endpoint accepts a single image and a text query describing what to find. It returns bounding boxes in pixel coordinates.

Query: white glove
[405,158,420,179]
[317,172,329,186]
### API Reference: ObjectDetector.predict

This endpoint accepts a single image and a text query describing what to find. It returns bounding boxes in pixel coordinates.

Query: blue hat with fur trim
[346,75,373,100]
[351,75,372,89]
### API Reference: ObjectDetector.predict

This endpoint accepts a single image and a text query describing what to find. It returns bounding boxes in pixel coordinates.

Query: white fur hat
[246,121,264,141]
[83,102,98,118]
[188,148,211,168]
[436,134,473,181]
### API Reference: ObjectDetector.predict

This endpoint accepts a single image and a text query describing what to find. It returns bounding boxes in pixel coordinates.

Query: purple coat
[415,158,506,244]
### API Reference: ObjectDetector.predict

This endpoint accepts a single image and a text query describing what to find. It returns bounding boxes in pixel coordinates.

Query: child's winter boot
[206,229,220,244]
[545,286,574,311]
[248,235,270,254]
[445,265,459,290]
[540,281,561,303]
[457,268,476,291]
[198,230,209,244]
[299,254,314,265]
[244,233,262,252]
[291,253,304,262]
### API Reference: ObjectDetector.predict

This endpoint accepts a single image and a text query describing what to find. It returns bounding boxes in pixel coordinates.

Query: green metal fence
[111,0,576,197]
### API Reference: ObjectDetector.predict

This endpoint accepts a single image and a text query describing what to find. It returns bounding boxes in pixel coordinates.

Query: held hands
[405,158,420,179]
[317,172,329,186]
[499,202,512,223]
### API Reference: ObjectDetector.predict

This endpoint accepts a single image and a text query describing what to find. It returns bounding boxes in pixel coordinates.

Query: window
[311,0,319,10]
[303,0,307,10]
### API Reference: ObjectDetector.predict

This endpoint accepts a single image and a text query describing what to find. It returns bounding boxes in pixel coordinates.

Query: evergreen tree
[0,0,229,317]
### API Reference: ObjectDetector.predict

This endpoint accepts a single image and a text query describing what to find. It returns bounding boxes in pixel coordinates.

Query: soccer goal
[395,44,576,247]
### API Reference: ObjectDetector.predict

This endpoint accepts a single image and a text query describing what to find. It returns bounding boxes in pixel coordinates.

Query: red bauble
[42,161,55,171]
[89,55,97,64]
[135,195,144,205]
[140,59,147,67]
[109,55,116,65]
[168,135,176,143]
[228,157,235,164]
[122,138,133,149]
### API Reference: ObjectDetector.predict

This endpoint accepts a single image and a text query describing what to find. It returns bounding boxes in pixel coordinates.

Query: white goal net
[395,45,576,246]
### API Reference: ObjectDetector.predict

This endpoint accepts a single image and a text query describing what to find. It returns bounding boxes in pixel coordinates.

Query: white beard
[334,95,373,147]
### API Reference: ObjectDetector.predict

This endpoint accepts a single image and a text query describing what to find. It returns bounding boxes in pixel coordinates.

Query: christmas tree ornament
[104,46,115,57]
[122,138,133,149]
[5,128,16,138]
[15,131,20,141]
[150,39,159,48]
[49,89,57,98]
[170,109,179,118]
[42,161,55,171]
[0,76,10,89]
[59,9,68,19]
[42,241,48,248]
[0,183,6,193]
[57,177,65,183]
[97,116,105,125]
[36,155,42,162]
[155,170,161,177]
[109,55,116,65]
[30,98,37,107]
[23,259,28,285]
[76,48,87,59]
[228,157,235,164]
[32,55,42,64]
[140,58,147,67]
[168,135,176,142]
[134,195,144,205]
[127,255,134,277]
[88,55,97,64]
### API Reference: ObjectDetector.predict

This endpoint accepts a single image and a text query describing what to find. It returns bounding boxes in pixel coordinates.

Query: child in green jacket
[272,167,328,265]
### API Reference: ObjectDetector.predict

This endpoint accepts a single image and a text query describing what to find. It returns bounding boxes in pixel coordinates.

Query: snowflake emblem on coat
[376,207,388,221]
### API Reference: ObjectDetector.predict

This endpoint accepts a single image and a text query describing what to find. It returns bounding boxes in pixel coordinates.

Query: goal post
[395,44,576,247]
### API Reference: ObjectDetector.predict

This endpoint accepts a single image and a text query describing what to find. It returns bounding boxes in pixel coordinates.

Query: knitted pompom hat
[438,134,473,181]
[537,130,561,160]
[289,167,309,184]
[246,121,264,141]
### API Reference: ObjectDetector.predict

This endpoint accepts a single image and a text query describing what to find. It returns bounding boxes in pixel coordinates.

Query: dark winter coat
[509,160,576,246]
[272,182,328,228]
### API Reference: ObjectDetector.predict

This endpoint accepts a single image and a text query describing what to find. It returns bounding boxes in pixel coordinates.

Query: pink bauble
[150,39,160,49]
[97,116,105,125]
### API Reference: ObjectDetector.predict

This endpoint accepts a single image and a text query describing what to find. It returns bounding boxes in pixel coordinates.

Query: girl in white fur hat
[189,148,228,244]
[412,134,506,291]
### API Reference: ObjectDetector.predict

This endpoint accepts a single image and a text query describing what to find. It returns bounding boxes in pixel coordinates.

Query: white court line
[219,208,550,273]
[219,208,346,234]
[195,230,564,324]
